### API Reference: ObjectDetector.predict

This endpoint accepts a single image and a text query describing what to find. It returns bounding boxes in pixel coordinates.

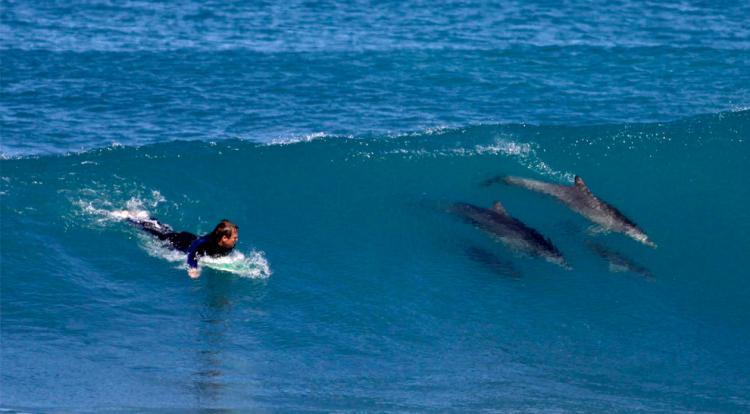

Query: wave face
[2,111,749,411]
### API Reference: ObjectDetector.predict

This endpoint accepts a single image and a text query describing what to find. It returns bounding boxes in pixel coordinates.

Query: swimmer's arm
[186,237,208,278]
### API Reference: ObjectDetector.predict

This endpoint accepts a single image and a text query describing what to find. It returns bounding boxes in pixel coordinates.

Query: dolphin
[450,201,569,268]
[490,175,656,248]
[585,240,653,278]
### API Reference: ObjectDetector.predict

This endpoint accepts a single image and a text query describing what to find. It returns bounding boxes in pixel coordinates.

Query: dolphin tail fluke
[480,175,505,187]
[502,176,526,186]
[503,176,567,198]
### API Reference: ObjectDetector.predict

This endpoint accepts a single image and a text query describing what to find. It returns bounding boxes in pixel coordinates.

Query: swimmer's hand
[188,268,201,279]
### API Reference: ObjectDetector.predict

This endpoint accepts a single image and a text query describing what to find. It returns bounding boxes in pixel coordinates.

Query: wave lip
[267,132,335,146]
[1,110,746,160]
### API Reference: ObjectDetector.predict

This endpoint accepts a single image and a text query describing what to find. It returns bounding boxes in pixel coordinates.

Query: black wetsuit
[131,219,233,268]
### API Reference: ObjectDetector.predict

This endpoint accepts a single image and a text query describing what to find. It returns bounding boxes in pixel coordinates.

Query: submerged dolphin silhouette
[450,201,569,268]
[585,240,653,278]
[464,245,522,278]
[491,175,656,248]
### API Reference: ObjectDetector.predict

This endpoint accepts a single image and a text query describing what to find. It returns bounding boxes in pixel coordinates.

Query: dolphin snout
[639,235,658,248]
[631,231,658,248]
[548,256,572,270]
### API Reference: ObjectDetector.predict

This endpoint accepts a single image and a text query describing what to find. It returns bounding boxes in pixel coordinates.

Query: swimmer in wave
[128,218,239,279]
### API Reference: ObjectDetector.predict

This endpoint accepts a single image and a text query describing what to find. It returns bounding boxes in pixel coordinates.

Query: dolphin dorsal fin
[492,201,507,215]
[574,176,592,195]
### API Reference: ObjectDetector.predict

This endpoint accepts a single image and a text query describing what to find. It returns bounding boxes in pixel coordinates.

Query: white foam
[82,197,152,224]
[267,132,333,146]
[72,185,169,225]
[389,125,452,139]
[201,250,272,279]
[370,135,574,182]
[477,137,575,183]
[141,235,271,279]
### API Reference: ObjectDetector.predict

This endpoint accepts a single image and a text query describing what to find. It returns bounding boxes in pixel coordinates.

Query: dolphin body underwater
[488,175,656,248]
[450,201,569,268]
[585,240,653,278]
[464,245,522,278]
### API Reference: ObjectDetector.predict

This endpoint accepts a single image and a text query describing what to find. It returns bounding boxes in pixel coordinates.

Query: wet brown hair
[209,219,238,241]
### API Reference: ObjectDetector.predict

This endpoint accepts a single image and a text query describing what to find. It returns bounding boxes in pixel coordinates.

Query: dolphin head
[544,253,571,270]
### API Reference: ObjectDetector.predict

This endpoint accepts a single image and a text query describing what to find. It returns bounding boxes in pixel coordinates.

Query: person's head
[210,219,239,249]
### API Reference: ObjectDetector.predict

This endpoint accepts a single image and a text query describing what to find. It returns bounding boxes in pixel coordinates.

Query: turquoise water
[2,1,749,412]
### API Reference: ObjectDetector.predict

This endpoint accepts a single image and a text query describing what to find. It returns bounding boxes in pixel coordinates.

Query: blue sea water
[1,1,749,412]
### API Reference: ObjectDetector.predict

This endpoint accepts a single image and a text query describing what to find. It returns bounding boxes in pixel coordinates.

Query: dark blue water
[2,1,749,412]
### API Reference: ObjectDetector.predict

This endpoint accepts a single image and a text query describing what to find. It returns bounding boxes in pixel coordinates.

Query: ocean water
[1,1,749,412]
